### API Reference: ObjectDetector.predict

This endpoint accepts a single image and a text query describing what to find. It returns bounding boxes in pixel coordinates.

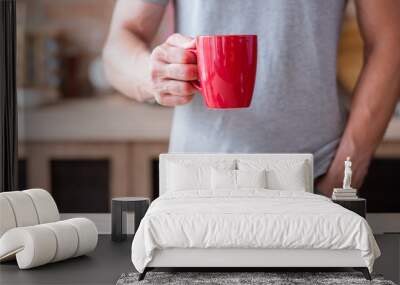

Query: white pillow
[238,159,308,191]
[211,169,236,189]
[167,159,235,191]
[236,169,267,188]
[211,169,267,190]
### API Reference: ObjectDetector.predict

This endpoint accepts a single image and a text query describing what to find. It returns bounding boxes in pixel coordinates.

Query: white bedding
[131,190,380,273]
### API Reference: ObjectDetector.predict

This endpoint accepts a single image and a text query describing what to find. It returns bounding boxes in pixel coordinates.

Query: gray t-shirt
[146,0,348,177]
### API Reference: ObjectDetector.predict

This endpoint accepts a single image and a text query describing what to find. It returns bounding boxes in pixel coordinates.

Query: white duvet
[131,190,380,273]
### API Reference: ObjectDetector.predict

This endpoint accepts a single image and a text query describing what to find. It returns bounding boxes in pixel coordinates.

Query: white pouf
[1,191,39,227]
[42,221,79,262]
[2,226,57,268]
[24,189,59,223]
[0,196,17,237]
[64,218,98,257]
[0,189,98,269]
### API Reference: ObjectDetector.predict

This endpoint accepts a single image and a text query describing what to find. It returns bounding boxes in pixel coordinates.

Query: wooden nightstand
[332,198,366,218]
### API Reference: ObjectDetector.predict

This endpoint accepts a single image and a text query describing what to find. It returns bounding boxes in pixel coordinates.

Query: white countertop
[18,95,173,142]
[18,94,400,142]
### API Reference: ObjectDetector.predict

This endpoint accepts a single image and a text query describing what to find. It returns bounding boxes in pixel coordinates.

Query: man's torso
[154,0,348,177]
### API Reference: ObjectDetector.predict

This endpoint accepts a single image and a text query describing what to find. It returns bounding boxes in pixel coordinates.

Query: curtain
[0,0,17,192]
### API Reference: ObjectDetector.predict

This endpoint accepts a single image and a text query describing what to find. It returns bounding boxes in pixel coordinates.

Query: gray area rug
[117,272,396,285]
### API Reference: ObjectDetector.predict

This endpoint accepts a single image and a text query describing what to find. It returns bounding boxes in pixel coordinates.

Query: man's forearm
[103,30,154,102]
[330,44,400,187]
[316,0,400,196]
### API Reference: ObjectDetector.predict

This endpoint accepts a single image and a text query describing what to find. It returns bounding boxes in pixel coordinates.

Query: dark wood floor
[0,235,133,285]
[0,236,362,285]
[1,234,397,284]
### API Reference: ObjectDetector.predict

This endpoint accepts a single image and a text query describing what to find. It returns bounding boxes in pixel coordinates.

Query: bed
[131,153,380,280]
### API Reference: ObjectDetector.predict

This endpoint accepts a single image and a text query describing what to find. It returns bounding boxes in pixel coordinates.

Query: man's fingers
[163,64,198,81]
[157,94,194,107]
[166,33,195,49]
[150,33,197,107]
[163,80,197,96]
[152,45,196,64]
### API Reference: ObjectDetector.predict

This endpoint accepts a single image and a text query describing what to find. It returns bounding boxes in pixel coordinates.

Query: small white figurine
[343,157,352,189]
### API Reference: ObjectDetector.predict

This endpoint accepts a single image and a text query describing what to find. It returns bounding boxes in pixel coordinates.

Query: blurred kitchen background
[16,1,400,213]
[16,0,175,214]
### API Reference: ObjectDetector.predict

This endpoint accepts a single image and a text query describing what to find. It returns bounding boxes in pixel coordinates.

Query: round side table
[111,197,150,242]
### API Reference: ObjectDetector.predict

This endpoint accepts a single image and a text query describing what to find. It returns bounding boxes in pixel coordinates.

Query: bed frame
[139,153,371,280]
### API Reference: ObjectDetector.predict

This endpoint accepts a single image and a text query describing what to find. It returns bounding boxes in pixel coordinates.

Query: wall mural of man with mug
[103,0,400,197]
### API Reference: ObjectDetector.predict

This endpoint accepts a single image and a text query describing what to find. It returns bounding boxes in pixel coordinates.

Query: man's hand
[315,153,370,197]
[150,34,198,107]
[104,1,197,103]
[316,138,372,197]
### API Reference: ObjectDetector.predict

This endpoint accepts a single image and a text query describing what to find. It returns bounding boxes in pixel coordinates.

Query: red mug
[188,35,257,109]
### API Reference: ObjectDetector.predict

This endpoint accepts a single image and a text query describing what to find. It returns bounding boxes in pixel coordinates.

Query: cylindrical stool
[111,197,150,242]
